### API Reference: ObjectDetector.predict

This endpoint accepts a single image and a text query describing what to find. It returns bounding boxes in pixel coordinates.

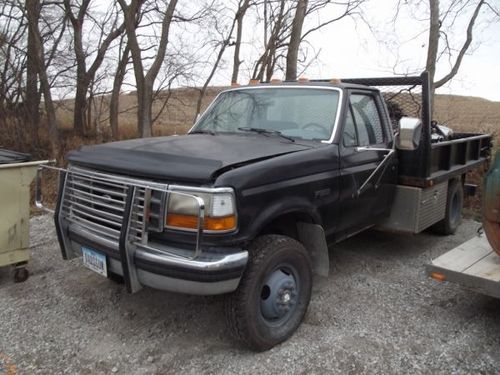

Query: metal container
[0,150,48,282]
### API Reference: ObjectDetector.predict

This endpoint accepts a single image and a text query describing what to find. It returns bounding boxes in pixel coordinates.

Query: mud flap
[297,222,329,277]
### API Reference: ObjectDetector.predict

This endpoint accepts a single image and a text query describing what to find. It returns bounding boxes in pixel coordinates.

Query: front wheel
[224,235,312,351]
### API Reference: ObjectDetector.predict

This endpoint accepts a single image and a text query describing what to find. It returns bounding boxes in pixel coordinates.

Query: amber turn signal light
[166,214,236,231]
[430,272,446,282]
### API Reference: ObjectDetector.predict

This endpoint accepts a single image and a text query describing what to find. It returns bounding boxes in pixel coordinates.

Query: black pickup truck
[39,73,491,351]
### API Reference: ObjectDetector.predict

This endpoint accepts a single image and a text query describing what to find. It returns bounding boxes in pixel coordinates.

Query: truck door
[336,90,397,240]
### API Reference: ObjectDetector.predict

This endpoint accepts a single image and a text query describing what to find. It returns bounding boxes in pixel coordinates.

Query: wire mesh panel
[341,75,427,132]
[341,74,433,181]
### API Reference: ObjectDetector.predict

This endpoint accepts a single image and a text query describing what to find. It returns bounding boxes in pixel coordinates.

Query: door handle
[355,146,393,153]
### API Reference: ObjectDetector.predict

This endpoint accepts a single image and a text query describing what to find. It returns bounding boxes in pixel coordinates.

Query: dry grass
[1,87,498,216]
[434,95,499,151]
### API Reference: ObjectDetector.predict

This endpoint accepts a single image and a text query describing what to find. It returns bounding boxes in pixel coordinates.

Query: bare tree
[231,0,252,83]
[0,1,28,149]
[285,0,307,80]
[64,0,125,136]
[26,0,59,157]
[118,0,178,138]
[109,38,130,140]
[25,3,40,147]
[426,0,487,110]
[193,2,240,120]
[252,0,366,81]
[252,0,291,81]
[390,0,498,113]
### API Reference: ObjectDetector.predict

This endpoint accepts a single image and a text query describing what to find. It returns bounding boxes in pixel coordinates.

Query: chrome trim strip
[69,180,127,197]
[58,172,76,259]
[68,223,120,251]
[67,192,125,209]
[65,206,123,228]
[66,200,123,221]
[135,246,248,272]
[65,217,120,243]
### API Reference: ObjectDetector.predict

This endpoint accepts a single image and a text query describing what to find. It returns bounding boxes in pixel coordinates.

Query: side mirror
[396,117,422,151]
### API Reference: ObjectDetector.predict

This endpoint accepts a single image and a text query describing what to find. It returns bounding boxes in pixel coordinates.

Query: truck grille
[61,169,146,245]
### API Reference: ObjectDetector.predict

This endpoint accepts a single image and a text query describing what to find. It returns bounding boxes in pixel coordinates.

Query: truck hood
[67,134,315,184]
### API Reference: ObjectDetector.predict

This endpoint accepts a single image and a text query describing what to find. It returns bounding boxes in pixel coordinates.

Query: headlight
[165,188,237,232]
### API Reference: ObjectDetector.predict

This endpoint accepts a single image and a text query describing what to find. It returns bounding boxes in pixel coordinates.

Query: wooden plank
[432,235,493,272]
[426,263,500,299]
[427,234,500,299]
[463,252,500,282]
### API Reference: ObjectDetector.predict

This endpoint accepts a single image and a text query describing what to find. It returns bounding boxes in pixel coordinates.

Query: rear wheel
[224,235,312,351]
[432,179,464,235]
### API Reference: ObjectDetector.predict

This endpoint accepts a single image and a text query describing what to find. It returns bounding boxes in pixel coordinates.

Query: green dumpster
[0,149,49,282]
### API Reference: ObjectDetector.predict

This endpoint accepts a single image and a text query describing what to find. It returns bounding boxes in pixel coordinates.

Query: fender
[245,196,322,238]
[242,198,329,276]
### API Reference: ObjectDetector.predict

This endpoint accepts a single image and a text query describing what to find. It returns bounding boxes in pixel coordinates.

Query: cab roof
[229,80,379,92]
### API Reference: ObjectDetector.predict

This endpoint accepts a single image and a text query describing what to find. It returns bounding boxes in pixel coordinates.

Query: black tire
[224,235,312,351]
[432,179,464,235]
[14,267,29,283]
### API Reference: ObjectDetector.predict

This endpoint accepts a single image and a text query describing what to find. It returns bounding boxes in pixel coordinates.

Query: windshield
[192,87,341,141]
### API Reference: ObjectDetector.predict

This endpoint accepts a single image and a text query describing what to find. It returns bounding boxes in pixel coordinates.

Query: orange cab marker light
[270,78,282,84]
[166,214,236,231]
[249,79,260,85]
[298,77,309,83]
[430,272,446,282]
[231,81,240,87]
[330,78,341,84]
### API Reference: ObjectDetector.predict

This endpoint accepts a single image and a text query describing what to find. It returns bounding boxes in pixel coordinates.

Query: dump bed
[426,234,500,298]
[342,73,492,187]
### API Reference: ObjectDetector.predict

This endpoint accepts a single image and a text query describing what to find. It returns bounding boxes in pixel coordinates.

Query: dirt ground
[0,215,499,374]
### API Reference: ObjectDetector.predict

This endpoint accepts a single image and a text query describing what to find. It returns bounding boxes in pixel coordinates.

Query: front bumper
[51,167,248,295]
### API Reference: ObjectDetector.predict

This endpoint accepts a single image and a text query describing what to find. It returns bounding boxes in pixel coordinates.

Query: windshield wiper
[190,130,216,135]
[237,127,295,142]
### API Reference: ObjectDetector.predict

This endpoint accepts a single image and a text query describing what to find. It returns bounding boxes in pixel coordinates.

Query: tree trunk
[110,44,130,140]
[73,76,89,136]
[231,0,250,84]
[425,0,484,116]
[138,84,153,138]
[286,0,308,80]
[26,0,59,158]
[425,0,440,113]
[119,0,178,138]
[26,14,40,147]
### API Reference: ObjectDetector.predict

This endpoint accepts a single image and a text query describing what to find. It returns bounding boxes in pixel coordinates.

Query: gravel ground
[0,215,499,374]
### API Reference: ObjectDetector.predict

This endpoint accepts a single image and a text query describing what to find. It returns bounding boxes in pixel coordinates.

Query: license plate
[82,247,107,277]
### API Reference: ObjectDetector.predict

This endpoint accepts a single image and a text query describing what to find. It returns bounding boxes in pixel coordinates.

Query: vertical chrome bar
[120,186,142,293]
[193,196,205,259]
[141,188,151,245]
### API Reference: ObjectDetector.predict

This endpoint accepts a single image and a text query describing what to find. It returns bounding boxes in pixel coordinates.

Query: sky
[314,1,500,101]
[209,0,500,102]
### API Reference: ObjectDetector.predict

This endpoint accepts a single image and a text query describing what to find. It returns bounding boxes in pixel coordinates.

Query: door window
[349,94,385,145]
[342,108,358,147]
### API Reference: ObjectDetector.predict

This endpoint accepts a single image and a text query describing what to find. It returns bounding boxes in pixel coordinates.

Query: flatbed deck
[426,233,500,298]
